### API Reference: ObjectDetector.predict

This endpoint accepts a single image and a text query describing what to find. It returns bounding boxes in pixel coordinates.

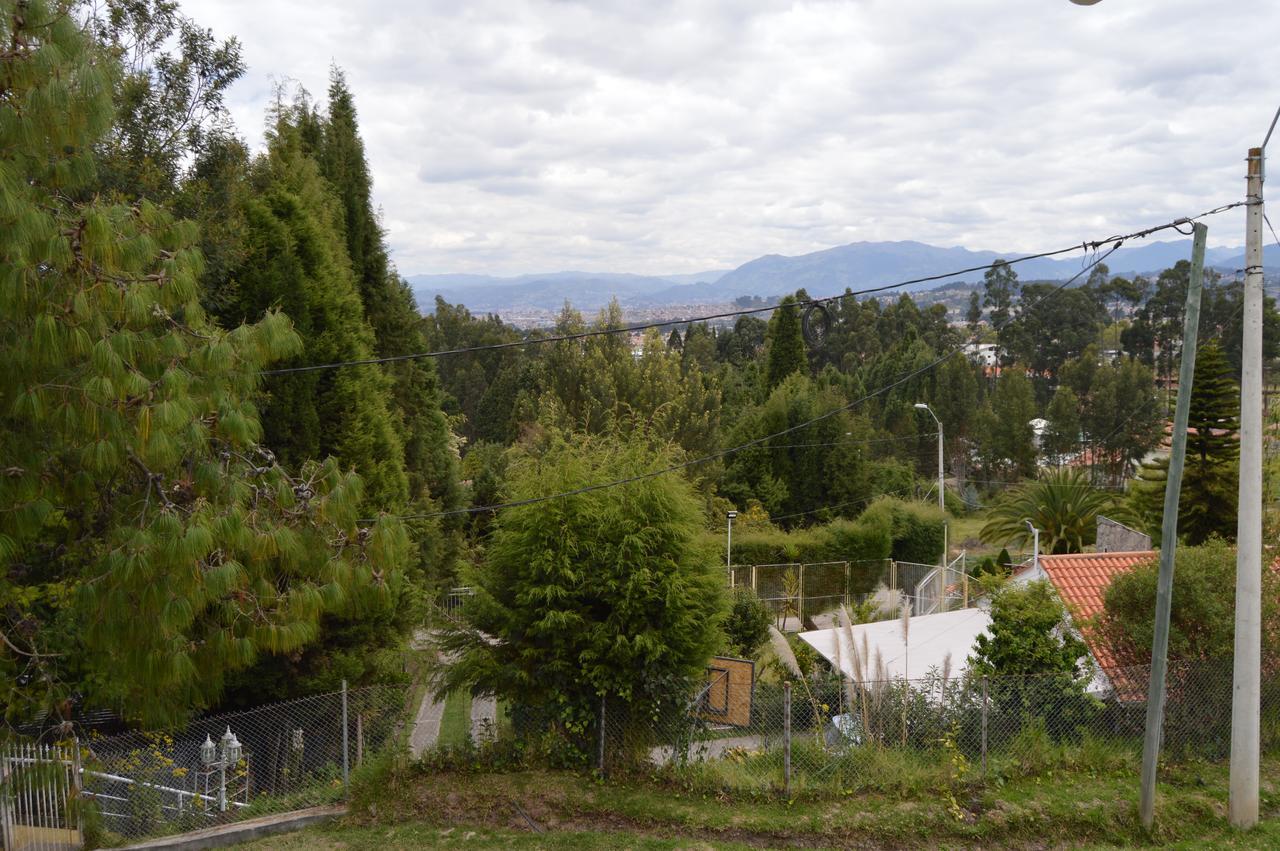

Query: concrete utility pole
[1230,141,1267,829]
[1139,222,1206,829]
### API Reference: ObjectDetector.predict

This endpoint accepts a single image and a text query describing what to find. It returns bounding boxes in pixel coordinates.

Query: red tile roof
[1037,550,1157,676]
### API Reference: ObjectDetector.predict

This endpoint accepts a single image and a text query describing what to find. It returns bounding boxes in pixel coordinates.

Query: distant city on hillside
[409,237,1274,327]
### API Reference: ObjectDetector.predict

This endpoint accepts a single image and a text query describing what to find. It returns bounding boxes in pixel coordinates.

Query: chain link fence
[730,560,892,631]
[3,682,409,848]
[7,659,1280,845]
[600,659,1280,796]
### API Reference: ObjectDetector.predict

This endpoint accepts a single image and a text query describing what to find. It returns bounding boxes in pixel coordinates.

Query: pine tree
[1128,341,1240,545]
[0,1,407,726]
[1181,340,1239,543]
[765,297,807,390]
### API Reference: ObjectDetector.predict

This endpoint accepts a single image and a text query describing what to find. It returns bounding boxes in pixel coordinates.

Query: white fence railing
[1,741,81,851]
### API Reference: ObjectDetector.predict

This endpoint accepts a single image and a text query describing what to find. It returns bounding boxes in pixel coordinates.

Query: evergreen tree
[315,70,461,518]
[430,433,724,750]
[1182,340,1239,542]
[1043,386,1081,465]
[1128,341,1240,545]
[1,0,407,725]
[764,296,807,390]
[977,367,1037,479]
[982,260,1020,365]
[966,290,982,336]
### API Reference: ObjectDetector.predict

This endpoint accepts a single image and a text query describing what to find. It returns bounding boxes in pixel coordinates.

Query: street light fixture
[912,404,945,512]
[726,511,738,583]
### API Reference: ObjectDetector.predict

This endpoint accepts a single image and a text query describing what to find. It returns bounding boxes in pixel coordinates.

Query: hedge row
[713,497,946,595]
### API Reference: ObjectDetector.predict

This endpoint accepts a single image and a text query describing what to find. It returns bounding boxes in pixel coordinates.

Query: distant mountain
[409,240,1258,316]
[706,240,1248,300]
[408,269,731,314]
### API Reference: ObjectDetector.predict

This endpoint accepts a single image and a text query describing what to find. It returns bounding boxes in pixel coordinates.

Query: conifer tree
[1043,386,1082,465]
[316,71,461,519]
[0,0,407,726]
[430,432,724,747]
[765,296,807,390]
[1129,341,1239,545]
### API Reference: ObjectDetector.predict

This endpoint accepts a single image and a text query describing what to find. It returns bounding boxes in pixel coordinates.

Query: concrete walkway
[409,688,446,758]
[469,694,497,743]
[119,805,344,850]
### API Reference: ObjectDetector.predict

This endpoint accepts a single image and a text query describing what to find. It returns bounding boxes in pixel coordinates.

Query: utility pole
[1139,222,1206,829]
[1230,143,1266,829]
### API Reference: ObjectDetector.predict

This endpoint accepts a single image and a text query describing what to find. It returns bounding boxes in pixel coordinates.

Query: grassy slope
[239,755,1280,849]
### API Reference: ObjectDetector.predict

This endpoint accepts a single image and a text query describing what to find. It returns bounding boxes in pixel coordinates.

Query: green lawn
[437,690,473,747]
[234,753,1280,850]
[240,822,754,850]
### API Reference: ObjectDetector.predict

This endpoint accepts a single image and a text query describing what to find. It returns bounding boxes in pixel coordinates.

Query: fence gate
[1,742,81,851]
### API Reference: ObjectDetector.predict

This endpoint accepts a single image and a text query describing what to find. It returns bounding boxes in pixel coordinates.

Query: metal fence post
[981,675,989,776]
[783,681,792,796]
[598,694,607,775]
[341,679,350,795]
[71,738,84,836]
[357,712,365,768]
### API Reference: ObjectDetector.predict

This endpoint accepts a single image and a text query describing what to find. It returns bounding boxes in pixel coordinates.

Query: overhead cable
[367,239,1128,523]
[263,202,1246,377]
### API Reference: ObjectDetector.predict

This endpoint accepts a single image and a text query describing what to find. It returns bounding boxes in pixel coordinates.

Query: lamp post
[1025,520,1040,576]
[913,403,945,511]
[726,511,737,582]
[201,726,242,812]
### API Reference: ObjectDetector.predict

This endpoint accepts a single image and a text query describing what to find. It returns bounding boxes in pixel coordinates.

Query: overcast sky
[186,0,1277,277]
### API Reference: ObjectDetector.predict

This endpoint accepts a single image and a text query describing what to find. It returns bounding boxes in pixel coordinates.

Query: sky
[185,0,1278,278]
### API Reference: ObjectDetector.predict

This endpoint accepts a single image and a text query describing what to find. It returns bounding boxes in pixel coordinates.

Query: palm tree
[980,468,1127,554]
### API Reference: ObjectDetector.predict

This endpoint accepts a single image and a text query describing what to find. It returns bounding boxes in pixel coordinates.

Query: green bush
[722,588,771,658]
[860,497,946,564]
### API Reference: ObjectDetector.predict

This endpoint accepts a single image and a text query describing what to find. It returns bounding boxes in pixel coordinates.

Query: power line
[366,238,1131,523]
[263,202,1246,377]
[761,432,938,450]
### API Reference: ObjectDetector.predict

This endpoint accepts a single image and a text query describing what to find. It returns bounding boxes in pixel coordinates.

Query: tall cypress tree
[317,70,462,528]
[765,296,807,390]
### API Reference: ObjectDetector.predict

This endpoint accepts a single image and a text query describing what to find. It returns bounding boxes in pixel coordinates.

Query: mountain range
[408,239,1265,316]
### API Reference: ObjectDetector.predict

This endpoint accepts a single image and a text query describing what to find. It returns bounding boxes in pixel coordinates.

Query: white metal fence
[2,682,408,849]
[1,742,81,851]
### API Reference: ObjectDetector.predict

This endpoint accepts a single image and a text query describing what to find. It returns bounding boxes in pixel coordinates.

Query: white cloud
[185,0,1278,276]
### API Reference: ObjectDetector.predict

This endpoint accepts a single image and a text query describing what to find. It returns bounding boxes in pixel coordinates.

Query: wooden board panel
[694,656,754,727]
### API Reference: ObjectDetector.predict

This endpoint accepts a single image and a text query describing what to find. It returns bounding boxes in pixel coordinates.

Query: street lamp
[912,404,944,512]
[201,726,242,812]
[1025,520,1040,576]
[726,511,737,582]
